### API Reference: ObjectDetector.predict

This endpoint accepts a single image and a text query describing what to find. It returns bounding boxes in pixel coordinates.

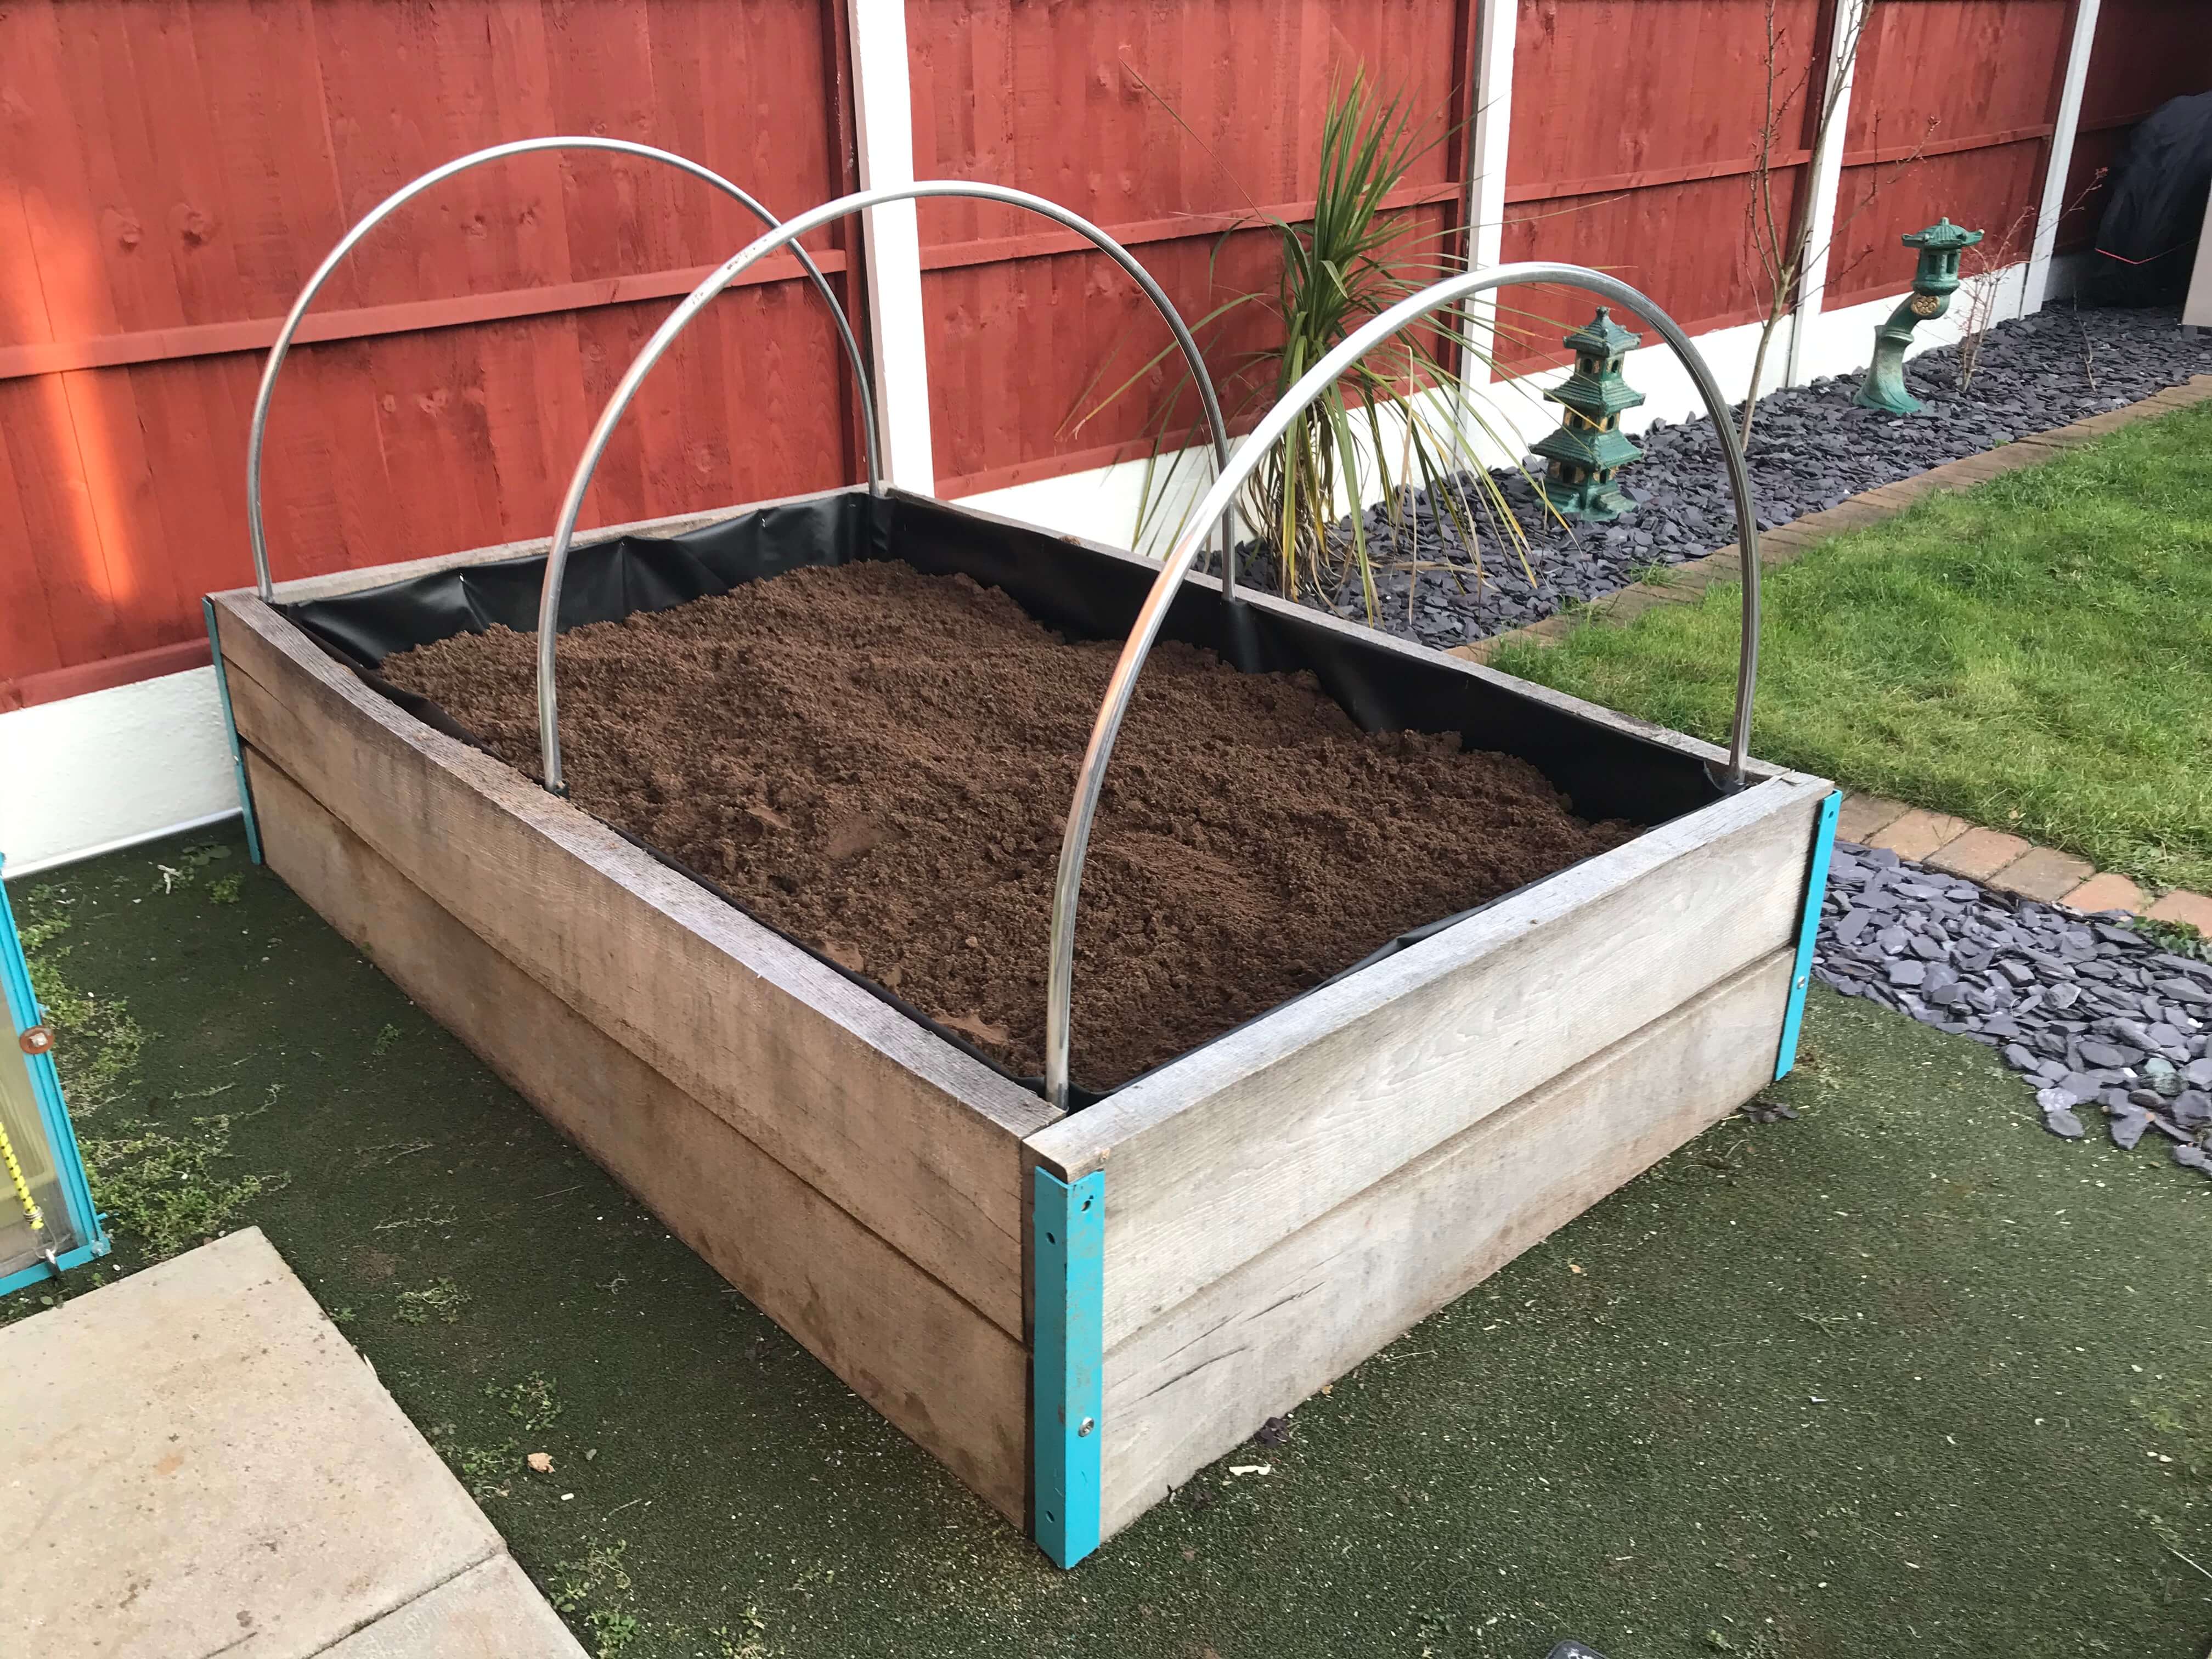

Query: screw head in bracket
[19,1025,53,1056]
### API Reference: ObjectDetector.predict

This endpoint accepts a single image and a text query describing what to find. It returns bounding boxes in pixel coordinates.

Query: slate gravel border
[1235,305,2212,651]
[1813,840,2212,1176]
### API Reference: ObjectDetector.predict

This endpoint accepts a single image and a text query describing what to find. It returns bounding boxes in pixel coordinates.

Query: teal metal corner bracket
[0,1241,109,1300]
[1032,1166,1104,1568]
[203,597,263,865]
[1775,790,1842,1080]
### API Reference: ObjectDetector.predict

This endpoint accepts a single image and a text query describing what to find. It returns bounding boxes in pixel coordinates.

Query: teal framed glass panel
[0,856,108,1295]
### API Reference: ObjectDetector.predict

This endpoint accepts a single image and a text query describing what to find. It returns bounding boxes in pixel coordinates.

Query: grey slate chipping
[1813,838,2211,1176]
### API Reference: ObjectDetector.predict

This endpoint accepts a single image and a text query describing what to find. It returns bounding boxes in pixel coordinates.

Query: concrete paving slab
[319,1559,585,1659]
[1993,846,2097,904]
[0,1228,579,1659]
[2147,888,2212,932]
[1869,808,1973,862]
[2060,871,2144,915]
[1836,793,1911,844]
[1926,826,2034,882]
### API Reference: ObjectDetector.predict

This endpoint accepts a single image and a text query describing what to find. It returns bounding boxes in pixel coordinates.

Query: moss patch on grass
[13,878,285,1269]
[16,890,145,1116]
[79,1099,285,1259]
[10,827,2212,1657]
[1492,403,2212,891]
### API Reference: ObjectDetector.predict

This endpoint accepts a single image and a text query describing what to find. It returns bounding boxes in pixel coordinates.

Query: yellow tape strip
[0,1115,45,1235]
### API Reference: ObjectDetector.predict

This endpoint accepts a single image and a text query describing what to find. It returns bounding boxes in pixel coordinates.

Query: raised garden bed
[208,483,1835,1558]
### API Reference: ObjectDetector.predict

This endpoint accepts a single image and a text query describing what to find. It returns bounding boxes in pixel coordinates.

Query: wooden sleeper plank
[245,751,1031,1522]
[212,593,1047,1342]
[1096,946,1796,1538]
[1029,771,1829,1350]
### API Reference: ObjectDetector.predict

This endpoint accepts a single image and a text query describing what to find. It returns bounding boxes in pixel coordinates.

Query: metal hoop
[533,180,1238,795]
[245,137,879,601]
[1042,264,1765,1107]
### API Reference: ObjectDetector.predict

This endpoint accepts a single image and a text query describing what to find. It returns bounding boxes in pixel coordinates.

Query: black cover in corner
[2086,90,2212,309]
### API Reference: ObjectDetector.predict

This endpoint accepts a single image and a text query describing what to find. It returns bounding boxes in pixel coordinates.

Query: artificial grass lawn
[12,826,2212,1656]
[1492,402,2212,893]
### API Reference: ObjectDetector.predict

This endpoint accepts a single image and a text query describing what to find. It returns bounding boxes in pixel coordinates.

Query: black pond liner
[282,488,1734,1105]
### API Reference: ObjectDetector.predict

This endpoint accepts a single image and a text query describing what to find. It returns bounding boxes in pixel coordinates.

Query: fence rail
[2,0,2204,706]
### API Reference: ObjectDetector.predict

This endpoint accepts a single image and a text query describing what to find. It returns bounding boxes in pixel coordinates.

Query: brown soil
[380,561,1636,1092]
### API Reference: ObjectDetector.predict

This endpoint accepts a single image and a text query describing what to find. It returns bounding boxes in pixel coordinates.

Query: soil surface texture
[1239,304,2212,650]
[380,561,1633,1092]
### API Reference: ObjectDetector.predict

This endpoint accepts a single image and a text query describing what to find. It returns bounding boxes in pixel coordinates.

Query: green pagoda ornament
[1854,217,1983,415]
[1533,307,1645,522]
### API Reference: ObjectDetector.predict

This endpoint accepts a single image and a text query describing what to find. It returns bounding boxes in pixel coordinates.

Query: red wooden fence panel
[0,0,862,706]
[1493,0,1826,374]
[1824,0,2070,309]
[10,0,2194,707]
[906,0,1472,498]
[2055,0,2212,256]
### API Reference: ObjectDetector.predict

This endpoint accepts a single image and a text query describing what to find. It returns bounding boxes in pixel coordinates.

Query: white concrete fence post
[1459,0,1517,385]
[846,0,937,493]
[1785,0,1868,387]
[2028,0,2105,312]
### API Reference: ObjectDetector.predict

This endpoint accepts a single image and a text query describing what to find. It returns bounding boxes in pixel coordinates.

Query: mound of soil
[381,561,1636,1093]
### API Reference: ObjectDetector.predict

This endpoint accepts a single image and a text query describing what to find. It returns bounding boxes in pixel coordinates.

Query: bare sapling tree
[1956,169,2108,391]
[1739,0,1929,449]
[1954,207,2036,394]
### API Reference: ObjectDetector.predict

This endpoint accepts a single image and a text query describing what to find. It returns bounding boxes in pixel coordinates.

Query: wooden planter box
[206,486,1837,1565]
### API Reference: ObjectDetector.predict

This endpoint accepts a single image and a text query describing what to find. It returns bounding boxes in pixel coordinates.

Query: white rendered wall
[1,668,239,879]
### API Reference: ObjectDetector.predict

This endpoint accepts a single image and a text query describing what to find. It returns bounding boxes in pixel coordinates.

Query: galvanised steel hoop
[245,137,878,602]
[1041,264,1764,1107]
[532,180,1238,795]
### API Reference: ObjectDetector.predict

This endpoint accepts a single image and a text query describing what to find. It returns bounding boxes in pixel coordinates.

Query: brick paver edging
[1839,794,2212,930]
[1448,373,2212,929]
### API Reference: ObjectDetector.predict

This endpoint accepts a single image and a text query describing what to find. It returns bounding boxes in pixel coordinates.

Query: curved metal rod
[533,180,1238,793]
[1042,263,1764,1107]
[245,136,878,601]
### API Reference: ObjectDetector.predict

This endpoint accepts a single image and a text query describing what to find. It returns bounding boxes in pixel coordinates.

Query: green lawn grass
[1492,402,2212,891]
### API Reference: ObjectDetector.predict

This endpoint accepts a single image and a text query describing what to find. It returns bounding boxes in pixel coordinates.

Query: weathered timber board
[211,593,1052,1342]
[245,753,1029,1521]
[1029,772,1829,1350]
[1097,946,1796,1537]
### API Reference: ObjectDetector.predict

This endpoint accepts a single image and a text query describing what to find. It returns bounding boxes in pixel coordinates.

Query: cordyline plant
[1071,70,1561,622]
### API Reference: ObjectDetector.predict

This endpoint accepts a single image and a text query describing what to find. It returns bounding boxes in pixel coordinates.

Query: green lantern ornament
[1533,307,1646,522]
[1855,217,1983,415]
